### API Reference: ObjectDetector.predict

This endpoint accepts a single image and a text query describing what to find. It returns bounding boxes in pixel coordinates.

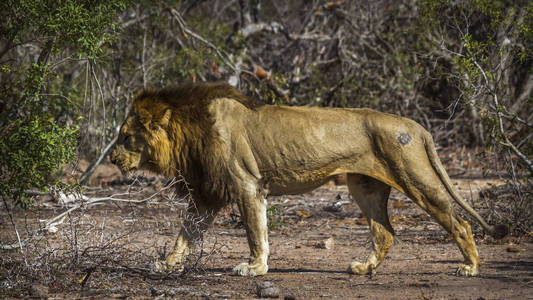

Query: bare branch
[239,22,287,38]
[167,6,238,74]
[471,58,533,176]
[141,26,148,88]
[1,178,182,250]
[79,125,121,185]
[239,21,333,42]
[1,198,26,258]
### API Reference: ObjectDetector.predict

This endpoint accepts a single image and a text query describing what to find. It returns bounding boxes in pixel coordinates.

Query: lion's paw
[232,262,268,277]
[348,261,374,275]
[153,260,184,273]
[455,264,479,277]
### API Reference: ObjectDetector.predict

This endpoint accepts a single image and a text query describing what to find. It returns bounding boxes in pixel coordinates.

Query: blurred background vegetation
[0,0,531,232]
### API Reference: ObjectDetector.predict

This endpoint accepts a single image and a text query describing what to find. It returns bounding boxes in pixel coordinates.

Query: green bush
[0,117,78,208]
[0,0,130,207]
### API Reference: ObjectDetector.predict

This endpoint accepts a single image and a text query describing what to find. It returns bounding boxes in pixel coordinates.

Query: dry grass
[0,176,220,298]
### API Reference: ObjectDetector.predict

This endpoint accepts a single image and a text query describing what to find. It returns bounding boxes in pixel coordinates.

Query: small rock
[506,246,525,253]
[323,199,350,212]
[256,281,280,298]
[259,287,279,298]
[47,225,58,233]
[30,283,49,298]
[315,237,334,249]
[256,281,273,291]
[150,287,163,296]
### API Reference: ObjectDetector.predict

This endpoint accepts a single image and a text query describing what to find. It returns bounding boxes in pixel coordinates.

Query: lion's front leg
[155,201,219,272]
[155,227,192,272]
[233,194,269,276]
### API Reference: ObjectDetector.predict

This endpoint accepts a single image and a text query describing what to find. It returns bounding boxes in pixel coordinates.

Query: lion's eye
[123,135,133,148]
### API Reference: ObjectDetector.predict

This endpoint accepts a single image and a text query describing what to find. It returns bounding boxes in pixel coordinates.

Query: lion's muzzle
[110,145,141,177]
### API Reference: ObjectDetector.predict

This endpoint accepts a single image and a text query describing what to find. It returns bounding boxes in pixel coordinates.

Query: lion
[110,82,507,277]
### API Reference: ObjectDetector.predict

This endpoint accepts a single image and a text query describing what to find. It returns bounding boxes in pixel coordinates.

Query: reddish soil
[1,164,532,299]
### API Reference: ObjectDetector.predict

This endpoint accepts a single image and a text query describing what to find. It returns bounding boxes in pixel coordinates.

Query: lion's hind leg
[396,156,480,276]
[347,174,393,275]
[406,188,480,276]
[451,214,480,276]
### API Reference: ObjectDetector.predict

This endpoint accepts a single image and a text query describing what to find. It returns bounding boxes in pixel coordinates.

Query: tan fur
[110,82,506,277]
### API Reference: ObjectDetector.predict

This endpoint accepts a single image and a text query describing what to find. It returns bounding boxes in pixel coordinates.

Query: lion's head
[110,93,174,177]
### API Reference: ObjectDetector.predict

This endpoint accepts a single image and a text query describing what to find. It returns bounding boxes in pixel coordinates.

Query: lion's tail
[424,134,508,239]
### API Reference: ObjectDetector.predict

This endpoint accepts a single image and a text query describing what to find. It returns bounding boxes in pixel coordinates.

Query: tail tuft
[489,224,509,239]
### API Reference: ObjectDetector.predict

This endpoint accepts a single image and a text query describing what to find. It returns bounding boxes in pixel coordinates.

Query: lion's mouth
[115,162,138,179]
[112,154,142,177]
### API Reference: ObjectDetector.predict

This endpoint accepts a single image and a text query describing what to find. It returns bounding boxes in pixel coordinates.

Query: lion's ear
[157,108,172,129]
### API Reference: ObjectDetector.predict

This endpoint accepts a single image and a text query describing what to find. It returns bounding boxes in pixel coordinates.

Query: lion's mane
[132,82,262,206]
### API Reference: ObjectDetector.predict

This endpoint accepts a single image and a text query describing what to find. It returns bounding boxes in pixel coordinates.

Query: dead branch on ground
[0,177,181,250]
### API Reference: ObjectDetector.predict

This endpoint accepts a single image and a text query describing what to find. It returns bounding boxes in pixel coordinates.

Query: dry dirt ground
[1,163,532,299]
